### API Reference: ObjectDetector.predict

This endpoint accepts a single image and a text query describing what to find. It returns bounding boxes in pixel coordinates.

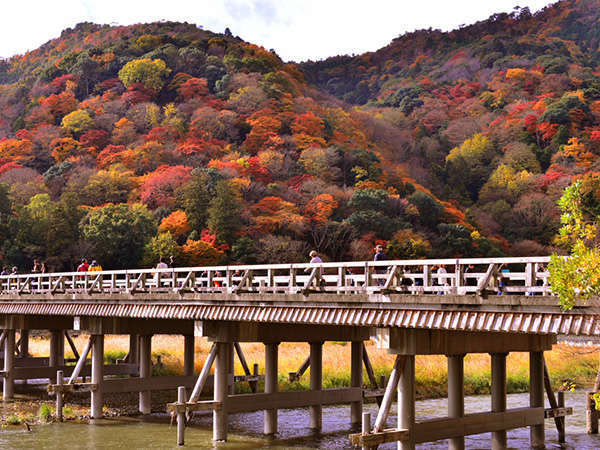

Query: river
[2,390,600,449]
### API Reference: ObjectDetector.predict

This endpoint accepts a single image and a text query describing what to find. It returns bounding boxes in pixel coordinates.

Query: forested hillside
[0,0,596,271]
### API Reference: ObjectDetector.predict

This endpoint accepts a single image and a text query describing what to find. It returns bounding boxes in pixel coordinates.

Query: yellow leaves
[61,109,94,134]
[446,133,492,165]
[118,58,171,92]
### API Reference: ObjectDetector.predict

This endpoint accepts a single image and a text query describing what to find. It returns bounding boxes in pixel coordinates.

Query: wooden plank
[349,428,410,446]
[544,407,573,418]
[102,375,198,393]
[413,407,544,443]
[12,363,138,379]
[227,387,362,413]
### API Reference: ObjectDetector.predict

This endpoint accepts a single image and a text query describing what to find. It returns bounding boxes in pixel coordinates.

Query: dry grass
[26,333,600,400]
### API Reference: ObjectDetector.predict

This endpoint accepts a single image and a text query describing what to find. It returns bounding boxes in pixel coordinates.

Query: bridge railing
[0,257,553,296]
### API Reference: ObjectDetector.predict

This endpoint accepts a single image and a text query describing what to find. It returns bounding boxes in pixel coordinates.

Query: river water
[2,390,600,449]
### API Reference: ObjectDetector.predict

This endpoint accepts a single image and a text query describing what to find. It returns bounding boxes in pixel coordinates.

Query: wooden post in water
[214,342,229,441]
[362,411,371,450]
[398,355,415,450]
[530,351,545,448]
[448,354,465,450]
[3,329,15,399]
[264,342,279,435]
[91,334,104,419]
[139,335,152,414]
[177,386,186,445]
[558,390,566,443]
[350,341,363,425]
[491,352,507,449]
[309,341,323,430]
[587,392,598,434]
[56,370,64,421]
[183,335,194,376]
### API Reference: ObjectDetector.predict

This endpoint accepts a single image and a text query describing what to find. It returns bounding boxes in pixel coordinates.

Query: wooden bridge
[0,256,593,449]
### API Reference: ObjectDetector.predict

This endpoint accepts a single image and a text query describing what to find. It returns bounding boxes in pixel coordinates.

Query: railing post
[338,266,345,293]
[288,266,296,294]
[423,265,431,290]
[525,263,534,292]
[364,262,371,289]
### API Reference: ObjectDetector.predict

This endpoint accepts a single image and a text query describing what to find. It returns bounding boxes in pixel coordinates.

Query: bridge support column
[530,351,545,448]
[183,334,194,376]
[310,341,323,430]
[91,334,104,419]
[264,342,279,435]
[3,329,15,399]
[399,354,415,450]
[214,341,229,441]
[228,342,235,395]
[491,353,507,449]
[139,334,152,414]
[448,354,465,450]
[19,329,29,357]
[127,334,138,365]
[49,330,65,370]
[350,340,363,425]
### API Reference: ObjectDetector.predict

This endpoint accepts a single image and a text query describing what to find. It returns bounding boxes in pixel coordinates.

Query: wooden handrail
[0,256,554,297]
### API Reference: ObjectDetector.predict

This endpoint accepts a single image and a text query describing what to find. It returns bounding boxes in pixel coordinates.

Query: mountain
[0,1,596,270]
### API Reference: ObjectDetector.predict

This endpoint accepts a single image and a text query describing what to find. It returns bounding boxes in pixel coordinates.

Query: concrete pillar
[309,342,323,430]
[448,354,465,450]
[351,341,363,425]
[128,334,138,366]
[398,355,415,450]
[3,329,15,399]
[49,330,65,368]
[530,351,545,448]
[214,342,229,441]
[264,342,279,435]
[91,334,104,419]
[20,330,29,357]
[139,335,152,414]
[491,353,507,449]
[183,335,194,377]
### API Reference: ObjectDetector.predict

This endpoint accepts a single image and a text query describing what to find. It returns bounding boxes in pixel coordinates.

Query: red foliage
[96,144,126,168]
[40,91,78,118]
[0,162,23,176]
[80,129,110,151]
[121,83,153,105]
[178,77,209,100]
[140,165,192,209]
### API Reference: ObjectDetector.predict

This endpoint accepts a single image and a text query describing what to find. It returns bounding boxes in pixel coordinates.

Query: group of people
[77,258,102,272]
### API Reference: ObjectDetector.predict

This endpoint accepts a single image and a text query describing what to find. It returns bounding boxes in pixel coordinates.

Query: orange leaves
[243,115,282,154]
[557,137,595,167]
[304,193,338,223]
[180,240,224,266]
[159,210,191,238]
[250,196,306,234]
[0,138,35,165]
[291,111,326,150]
[51,137,80,163]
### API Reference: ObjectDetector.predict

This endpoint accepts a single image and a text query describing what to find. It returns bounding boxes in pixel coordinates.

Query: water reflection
[2,391,600,449]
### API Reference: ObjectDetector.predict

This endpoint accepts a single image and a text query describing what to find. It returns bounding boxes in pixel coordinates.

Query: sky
[1,0,555,62]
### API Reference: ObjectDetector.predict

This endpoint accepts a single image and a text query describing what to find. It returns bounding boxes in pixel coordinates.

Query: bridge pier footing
[530,351,545,448]
[491,352,507,449]
[139,335,152,414]
[350,340,363,426]
[448,354,465,450]
[3,328,15,399]
[264,342,278,435]
[91,334,104,419]
[398,354,415,450]
[214,341,229,441]
[309,341,323,430]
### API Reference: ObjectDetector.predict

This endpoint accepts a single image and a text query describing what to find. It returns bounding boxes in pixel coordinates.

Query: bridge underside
[0,293,584,448]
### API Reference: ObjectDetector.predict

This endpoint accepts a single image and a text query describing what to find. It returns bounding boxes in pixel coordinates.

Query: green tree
[178,168,222,233]
[206,180,243,245]
[118,58,171,92]
[142,232,180,267]
[81,203,156,269]
[549,180,600,310]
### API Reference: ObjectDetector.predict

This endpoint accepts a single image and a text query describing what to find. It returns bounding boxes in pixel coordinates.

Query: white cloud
[1,0,554,62]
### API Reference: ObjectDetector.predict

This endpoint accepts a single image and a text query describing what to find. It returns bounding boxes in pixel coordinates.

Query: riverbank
[1,335,597,426]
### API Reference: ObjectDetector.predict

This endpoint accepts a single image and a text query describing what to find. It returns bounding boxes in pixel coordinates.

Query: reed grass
[25,334,600,400]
